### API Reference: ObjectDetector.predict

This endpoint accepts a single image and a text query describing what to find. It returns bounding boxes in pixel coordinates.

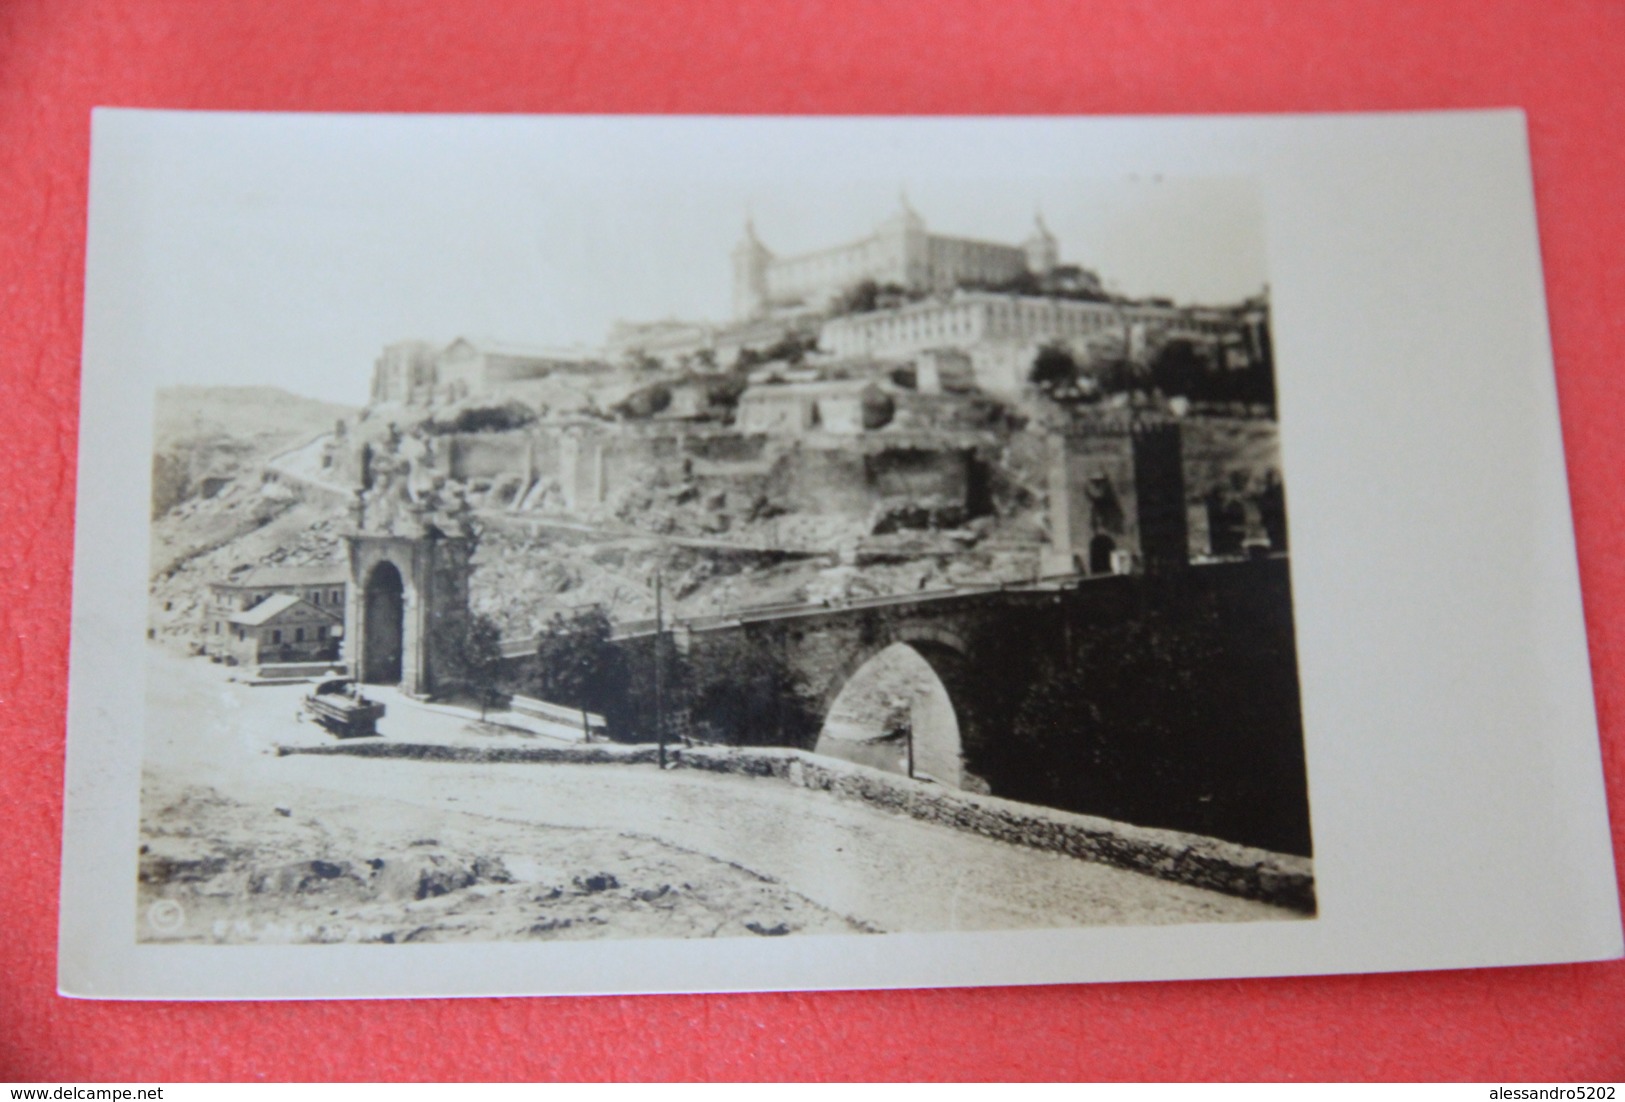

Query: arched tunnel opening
[361,560,405,685]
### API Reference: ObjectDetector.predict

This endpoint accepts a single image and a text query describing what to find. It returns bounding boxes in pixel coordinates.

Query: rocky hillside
[151,386,355,519]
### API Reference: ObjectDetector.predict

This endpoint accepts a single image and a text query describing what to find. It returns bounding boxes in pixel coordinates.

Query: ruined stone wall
[868,447,970,503]
[445,432,534,483]
[766,448,873,515]
[412,421,983,530]
[765,443,972,516]
[682,432,769,464]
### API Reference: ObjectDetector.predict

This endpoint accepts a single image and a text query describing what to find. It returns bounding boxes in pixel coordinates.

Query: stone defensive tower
[1023,212,1060,277]
[1041,415,1188,577]
[731,218,772,320]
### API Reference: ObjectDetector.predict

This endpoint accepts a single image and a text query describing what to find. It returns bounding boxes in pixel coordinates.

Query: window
[310,591,320,605]
[272,629,282,644]
[317,626,328,640]
[295,627,305,643]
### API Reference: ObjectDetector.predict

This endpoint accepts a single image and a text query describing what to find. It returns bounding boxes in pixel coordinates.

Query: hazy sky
[95,114,1267,407]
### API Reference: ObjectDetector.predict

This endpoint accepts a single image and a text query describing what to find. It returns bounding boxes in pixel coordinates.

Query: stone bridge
[557,558,1302,848]
[620,576,1122,790]
[495,557,1304,854]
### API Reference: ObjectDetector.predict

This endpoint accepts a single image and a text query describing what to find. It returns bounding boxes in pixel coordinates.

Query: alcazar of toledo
[369,197,1270,406]
[730,195,1078,318]
[628,199,1262,393]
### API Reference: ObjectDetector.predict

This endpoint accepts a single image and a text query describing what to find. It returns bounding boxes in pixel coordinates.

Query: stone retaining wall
[277,739,1314,912]
[278,741,661,766]
[675,746,1315,912]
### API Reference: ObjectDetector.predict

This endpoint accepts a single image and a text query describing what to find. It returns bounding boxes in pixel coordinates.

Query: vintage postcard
[60,111,1620,999]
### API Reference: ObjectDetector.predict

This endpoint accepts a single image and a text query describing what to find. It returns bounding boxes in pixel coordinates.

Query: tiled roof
[227,593,341,627]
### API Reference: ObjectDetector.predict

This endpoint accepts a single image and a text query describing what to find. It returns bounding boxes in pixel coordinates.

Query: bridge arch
[814,630,969,789]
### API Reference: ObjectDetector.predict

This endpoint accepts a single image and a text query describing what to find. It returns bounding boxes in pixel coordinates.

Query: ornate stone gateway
[343,444,476,698]
[345,532,474,697]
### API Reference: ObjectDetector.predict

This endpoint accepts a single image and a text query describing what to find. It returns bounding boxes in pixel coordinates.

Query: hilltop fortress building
[731,197,1080,319]
[595,200,1269,399]
[372,337,601,406]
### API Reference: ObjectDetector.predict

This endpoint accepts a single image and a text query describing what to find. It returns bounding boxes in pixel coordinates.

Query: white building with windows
[202,564,349,664]
[821,290,1250,394]
[733,198,1080,319]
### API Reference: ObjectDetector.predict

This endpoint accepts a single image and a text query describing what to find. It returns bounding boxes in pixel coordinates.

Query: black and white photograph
[136,147,1311,947]
[61,111,1620,999]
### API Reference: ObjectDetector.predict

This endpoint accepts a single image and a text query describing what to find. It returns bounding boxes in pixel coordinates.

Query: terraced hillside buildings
[594,200,1271,398]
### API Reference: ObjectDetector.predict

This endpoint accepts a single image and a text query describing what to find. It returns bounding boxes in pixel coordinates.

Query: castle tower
[1023,211,1060,277]
[371,339,439,405]
[1041,416,1188,577]
[876,191,930,290]
[731,217,773,320]
[345,528,476,698]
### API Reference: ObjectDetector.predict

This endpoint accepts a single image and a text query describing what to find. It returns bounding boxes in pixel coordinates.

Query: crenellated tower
[1023,211,1060,278]
[731,217,773,320]
[875,192,930,289]
[1041,414,1188,577]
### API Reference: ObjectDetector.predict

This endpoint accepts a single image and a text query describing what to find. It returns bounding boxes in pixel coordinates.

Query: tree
[1090,356,1144,398]
[463,614,507,721]
[532,607,630,736]
[611,381,672,420]
[998,599,1309,853]
[734,330,818,370]
[683,631,816,748]
[763,331,818,364]
[833,279,881,316]
[1002,613,1229,832]
[1149,338,1201,400]
[426,400,536,435]
[1028,344,1078,394]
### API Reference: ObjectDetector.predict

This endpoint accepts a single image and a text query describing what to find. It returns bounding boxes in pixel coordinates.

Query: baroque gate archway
[361,560,404,684]
[345,532,473,698]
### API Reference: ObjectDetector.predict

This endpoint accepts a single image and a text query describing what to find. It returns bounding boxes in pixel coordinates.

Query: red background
[3,0,1623,1081]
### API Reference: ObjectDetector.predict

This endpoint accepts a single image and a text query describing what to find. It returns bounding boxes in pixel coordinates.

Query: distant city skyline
[108,115,1266,407]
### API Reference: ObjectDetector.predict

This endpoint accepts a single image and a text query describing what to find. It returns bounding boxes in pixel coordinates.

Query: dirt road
[139,646,1299,943]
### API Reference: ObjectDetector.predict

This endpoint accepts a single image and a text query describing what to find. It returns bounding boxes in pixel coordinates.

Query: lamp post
[654,570,666,769]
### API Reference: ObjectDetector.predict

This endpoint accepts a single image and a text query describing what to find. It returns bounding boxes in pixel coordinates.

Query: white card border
[59,109,1623,999]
